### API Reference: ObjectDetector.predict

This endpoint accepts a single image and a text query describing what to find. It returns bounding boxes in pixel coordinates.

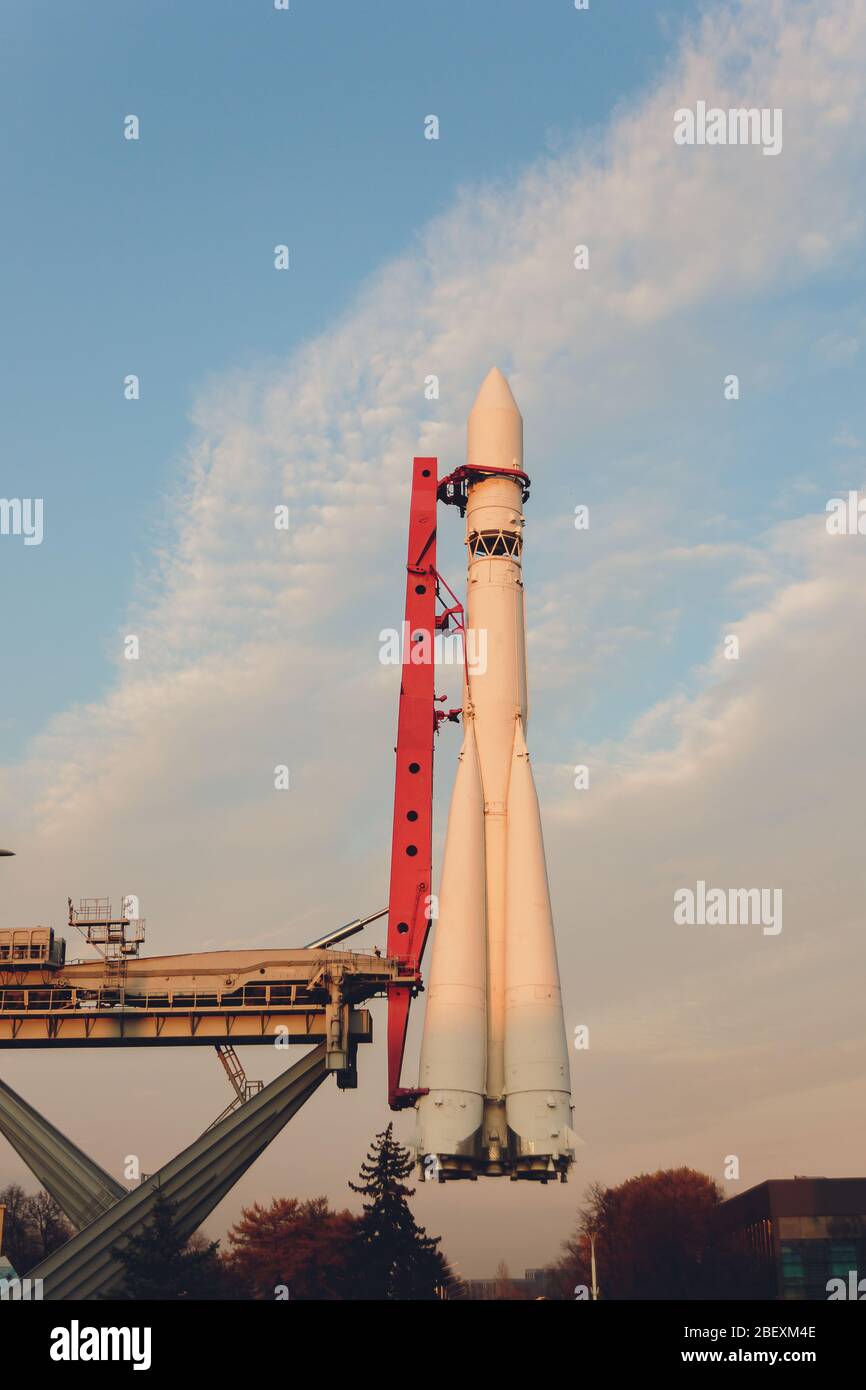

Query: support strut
[28,1044,329,1299]
[0,1076,125,1229]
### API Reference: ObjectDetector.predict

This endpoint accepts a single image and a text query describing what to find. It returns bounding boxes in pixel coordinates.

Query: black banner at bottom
[2,1296,860,1376]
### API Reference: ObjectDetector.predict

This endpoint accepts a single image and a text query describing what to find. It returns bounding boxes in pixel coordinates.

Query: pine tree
[349,1123,449,1300]
[111,1190,229,1300]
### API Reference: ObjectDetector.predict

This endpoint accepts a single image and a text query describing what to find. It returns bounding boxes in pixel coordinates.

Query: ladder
[206,1046,263,1130]
[103,954,127,998]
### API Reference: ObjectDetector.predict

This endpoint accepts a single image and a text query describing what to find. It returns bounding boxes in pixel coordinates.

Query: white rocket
[417,369,577,1182]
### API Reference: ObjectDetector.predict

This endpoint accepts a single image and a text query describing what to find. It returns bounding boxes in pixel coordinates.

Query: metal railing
[0,979,390,1015]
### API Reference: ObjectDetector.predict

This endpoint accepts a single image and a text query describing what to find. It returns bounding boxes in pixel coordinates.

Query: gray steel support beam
[30,1043,329,1299]
[0,1076,126,1228]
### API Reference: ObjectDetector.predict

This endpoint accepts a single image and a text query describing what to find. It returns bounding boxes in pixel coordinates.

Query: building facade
[719,1178,866,1300]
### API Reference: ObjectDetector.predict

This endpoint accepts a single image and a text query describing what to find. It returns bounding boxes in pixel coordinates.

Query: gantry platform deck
[0,947,416,1050]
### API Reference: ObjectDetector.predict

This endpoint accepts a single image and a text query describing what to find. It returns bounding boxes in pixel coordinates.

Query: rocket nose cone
[467,367,524,472]
[470,367,522,418]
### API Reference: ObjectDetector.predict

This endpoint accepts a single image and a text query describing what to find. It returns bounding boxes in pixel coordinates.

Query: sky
[1,0,866,1279]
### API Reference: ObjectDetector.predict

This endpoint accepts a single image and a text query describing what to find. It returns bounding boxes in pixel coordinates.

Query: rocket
[416,368,577,1182]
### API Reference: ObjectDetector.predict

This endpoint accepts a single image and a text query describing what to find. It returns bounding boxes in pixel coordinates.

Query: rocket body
[417,370,575,1182]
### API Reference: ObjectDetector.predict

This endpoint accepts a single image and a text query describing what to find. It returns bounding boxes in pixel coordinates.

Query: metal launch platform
[0,942,411,1057]
[0,899,419,1298]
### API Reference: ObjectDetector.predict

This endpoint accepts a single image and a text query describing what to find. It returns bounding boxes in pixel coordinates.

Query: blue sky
[1,0,703,757]
[2,0,866,1276]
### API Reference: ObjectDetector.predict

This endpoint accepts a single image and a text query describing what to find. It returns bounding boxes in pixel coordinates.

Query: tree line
[2,1136,764,1299]
[2,1124,450,1300]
